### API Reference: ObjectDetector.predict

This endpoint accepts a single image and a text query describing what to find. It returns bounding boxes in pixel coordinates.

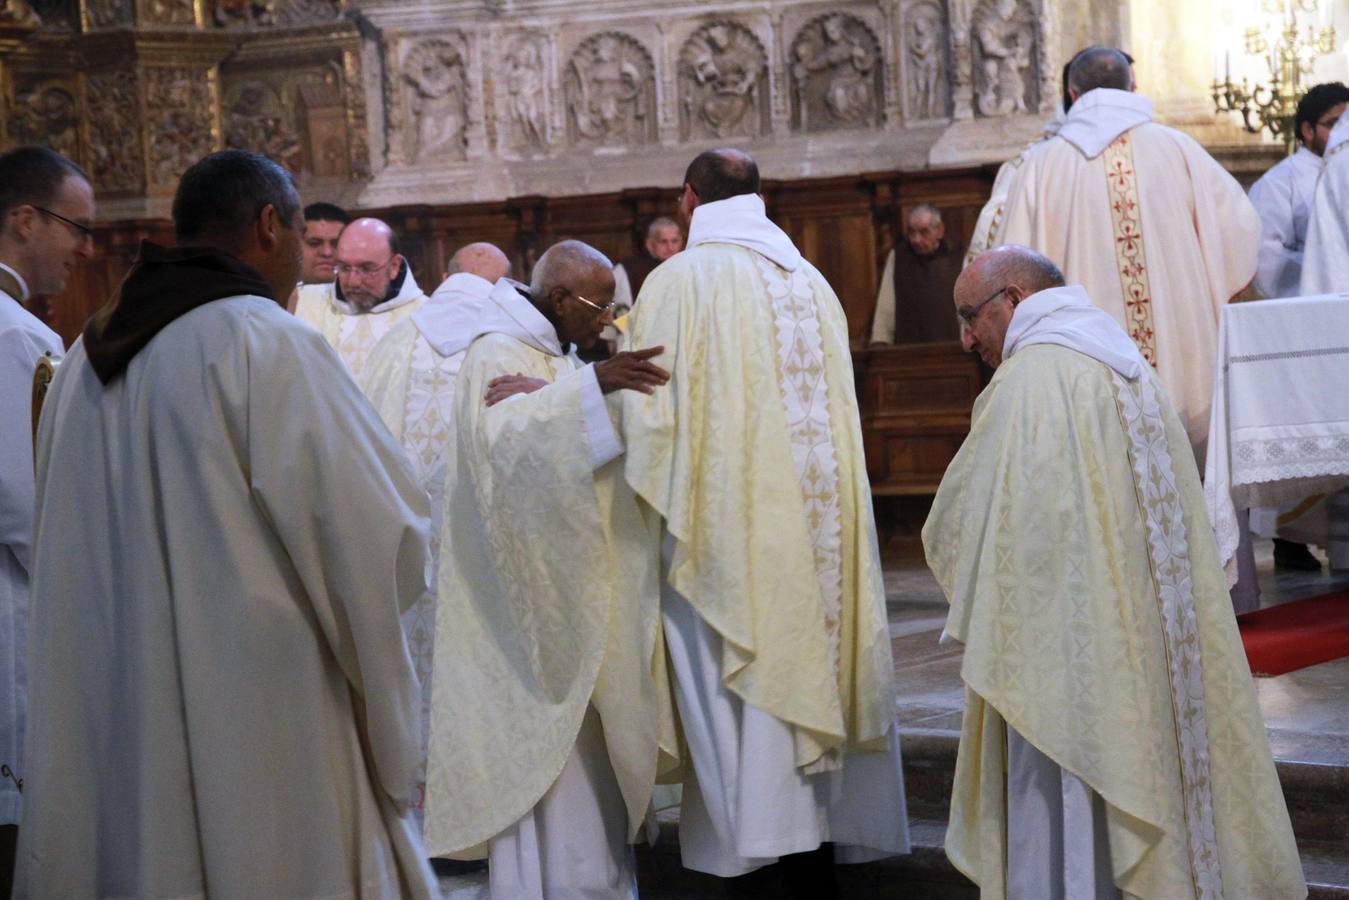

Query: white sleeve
[869,250,896,344]
[578,364,623,469]
[1248,166,1302,299]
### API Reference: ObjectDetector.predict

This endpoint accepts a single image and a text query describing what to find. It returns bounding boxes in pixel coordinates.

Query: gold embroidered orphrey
[1111,369,1224,900]
[1103,134,1159,367]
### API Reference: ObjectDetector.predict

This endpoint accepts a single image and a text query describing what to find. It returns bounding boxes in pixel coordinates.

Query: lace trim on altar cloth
[1232,435,1349,494]
[1227,346,1349,367]
[1112,370,1225,900]
[758,253,844,681]
[1103,134,1159,367]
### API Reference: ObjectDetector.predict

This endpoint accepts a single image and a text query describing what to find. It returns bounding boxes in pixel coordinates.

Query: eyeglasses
[957,285,1010,327]
[33,206,95,241]
[335,256,397,278]
[566,288,614,314]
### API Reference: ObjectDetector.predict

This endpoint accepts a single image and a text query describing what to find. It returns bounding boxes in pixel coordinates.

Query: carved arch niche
[498,32,552,156]
[788,12,884,132]
[901,1,951,121]
[969,0,1041,117]
[678,21,769,141]
[563,31,657,149]
[389,32,470,166]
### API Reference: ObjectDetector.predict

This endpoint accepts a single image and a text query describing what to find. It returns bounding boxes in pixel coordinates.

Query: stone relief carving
[789,13,882,132]
[84,0,132,28]
[296,66,351,179]
[0,0,40,26]
[145,67,216,188]
[905,1,949,120]
[7,83,79,158]
[224,80,304,173]
[142,0,193,25]
[502,35,548,153]
[564,32,656,147]
[971,0,1037,116]
[214,0,273,26]
[86,70,143,192]
[678,21,767,141]
[395,35,469,164]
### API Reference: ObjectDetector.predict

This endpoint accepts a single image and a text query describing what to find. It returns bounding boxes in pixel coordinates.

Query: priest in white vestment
[294,216,426,379]
[361,241,512,821]
[423,240,675,898]
[924,245,1305,900]
[996,48,1260,460]
[0,146,94,894]
[1302,111,1349,295]
[18,150,436,898]
[1249,83,1349,299]
[622,149,909,892]
[964,104,1064,267]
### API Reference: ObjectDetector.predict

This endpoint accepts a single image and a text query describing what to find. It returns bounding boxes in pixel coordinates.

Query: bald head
[530,239,616,350]
[683,148,760,204]
[1067,47,1132,99]
[447,242,511,282]
[954,246,1066,369]
[336,217,403,313]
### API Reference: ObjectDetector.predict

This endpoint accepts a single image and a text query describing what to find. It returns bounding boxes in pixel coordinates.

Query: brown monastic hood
[83,240,275,384]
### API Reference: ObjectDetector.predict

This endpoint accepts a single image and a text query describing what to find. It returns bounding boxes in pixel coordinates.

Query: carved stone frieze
[224,79,303,172]
[389,33,469,166]
[904,1,950,120]
[144,67,216,189]
[789,13,883,132]
[971,0,1038,117]
[86,70,143,192]
[500,33,549,154]
[213,0,336,27]
[7,81,79,158]
[678,20,768,141]
[564,31,656,148]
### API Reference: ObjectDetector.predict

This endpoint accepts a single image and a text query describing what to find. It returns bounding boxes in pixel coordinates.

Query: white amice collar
[1004,283,1147,379]
[687,193,803,271]
[413,271,495,357]
[1057,88,1154,159]
[466,277,564,357]
[0,262,31,302]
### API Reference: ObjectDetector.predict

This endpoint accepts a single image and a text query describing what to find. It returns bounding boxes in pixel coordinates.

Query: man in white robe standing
[623,149,909,897]
[997,47,1260,461]
[0,144,94,898]
[294,216,427,378]
[18,149,436,898]
[1302,111,1349,295]
[361,240,512,821]
[925,245,1304,899]
[423,240,674,898]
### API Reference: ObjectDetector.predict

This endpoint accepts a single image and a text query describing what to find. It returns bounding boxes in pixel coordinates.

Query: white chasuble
[997,88,1260,460]
[294,274,426,380]
[924,338,1305,900]
[422,279,675,861]
[1301,115,1349,295]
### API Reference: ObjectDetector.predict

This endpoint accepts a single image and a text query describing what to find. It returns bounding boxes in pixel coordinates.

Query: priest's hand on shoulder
[485,372,550,407]
[594,345,670,395]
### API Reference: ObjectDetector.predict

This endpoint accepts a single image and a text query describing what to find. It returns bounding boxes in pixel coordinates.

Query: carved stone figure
[789,13,881,131]
[971,0,1036,116]
[564,32,655,147]
[7,85,79,158]
[504,37,547,151]
[906,3,947,119]
[225,81,304,173]
[400,37,468,164]
[86,70,142,192]
[678,21,767,141]
[145,68,217,189]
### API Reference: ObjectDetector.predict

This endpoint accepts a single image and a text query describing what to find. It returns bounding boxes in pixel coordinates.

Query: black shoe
[1274,539,1323,572]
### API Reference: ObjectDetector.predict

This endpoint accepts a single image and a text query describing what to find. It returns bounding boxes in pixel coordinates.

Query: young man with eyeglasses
[927,244,1304,900]
[0,144,94,897]
[293,216,427,379]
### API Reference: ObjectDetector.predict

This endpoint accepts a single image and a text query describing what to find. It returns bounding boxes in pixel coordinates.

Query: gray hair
[908,203,943,226]
[978,244,1066,294]
[646,216,680,239]
[529,239,613,299]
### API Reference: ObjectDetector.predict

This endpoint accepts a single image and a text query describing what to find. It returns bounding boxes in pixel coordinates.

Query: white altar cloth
[1205,293,1349,582]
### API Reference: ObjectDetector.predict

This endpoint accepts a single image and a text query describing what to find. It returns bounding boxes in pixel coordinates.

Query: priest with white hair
[361,240,512,821]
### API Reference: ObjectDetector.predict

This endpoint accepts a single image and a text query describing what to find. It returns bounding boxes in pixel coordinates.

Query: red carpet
[1237,590,1349,677]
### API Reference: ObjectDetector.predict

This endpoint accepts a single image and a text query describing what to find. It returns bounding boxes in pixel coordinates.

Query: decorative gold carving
[905,1,949,120]
[971,0,1036,117]
[502,34,548,153]
[0,0,40,26]
[213,0,273,26]
[82,0,132,28]
[297,69,349,179]
[564,31,655,148]
[390,34,469,165]
[7,81,79,158]
[789,13,882,132]
[141,0,193,25]
[224,80,303,172]
[678,21,768,141]
[145,67,216,189]
[86,70,143,193]
[341,47,369,178]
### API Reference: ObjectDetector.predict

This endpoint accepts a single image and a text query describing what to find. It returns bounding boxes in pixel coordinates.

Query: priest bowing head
[956,244,1066,369]
[528,239,616,351]
[1066,46,1133,103]
[445,240,511,283]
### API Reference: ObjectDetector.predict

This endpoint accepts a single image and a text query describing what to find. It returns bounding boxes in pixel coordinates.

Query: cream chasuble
[1301,115,1349,295]
[294,273,426,380]
[964,107,1064,267]
[924,293,1304,899]
[20,296,435,898]
[422,279,675,859]
[361,270,495,821]
[997,88,1260,459]
[623,193,898,778]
